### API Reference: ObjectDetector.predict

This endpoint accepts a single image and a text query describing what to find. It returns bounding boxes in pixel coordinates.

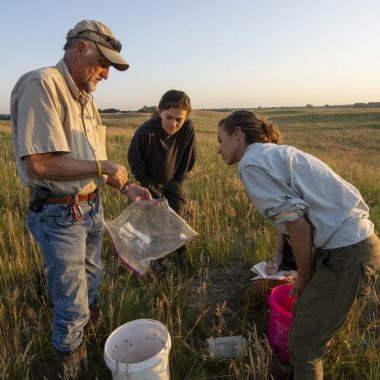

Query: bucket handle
[115,344,170,377]
[124,355,163,376]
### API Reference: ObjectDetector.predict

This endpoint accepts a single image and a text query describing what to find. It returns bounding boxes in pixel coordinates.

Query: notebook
[250,261,290,281]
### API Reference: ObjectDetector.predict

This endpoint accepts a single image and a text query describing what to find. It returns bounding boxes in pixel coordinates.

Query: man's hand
[125,184,152,202]
[102,160,129,190]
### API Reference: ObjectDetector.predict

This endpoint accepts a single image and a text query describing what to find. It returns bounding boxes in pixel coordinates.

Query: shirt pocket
[92,124,107,159]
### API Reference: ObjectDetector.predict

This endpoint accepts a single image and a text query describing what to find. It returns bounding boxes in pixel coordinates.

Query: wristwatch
[120,181,130,195]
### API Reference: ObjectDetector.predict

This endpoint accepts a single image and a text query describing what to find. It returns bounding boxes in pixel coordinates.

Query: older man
[11,20,151,378]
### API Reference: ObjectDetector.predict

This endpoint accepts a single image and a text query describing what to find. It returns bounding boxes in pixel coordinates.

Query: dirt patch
[185,260,253,337]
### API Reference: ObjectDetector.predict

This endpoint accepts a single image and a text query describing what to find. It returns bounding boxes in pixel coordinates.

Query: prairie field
[0,107,379,379]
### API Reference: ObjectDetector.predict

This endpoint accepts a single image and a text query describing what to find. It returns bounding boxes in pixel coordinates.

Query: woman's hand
[124,184,152,202]
[290,276,308,297]
[285,270,298,281]
[266,261,279,275]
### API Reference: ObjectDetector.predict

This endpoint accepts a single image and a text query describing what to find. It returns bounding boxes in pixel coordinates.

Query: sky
[1,0,380,113]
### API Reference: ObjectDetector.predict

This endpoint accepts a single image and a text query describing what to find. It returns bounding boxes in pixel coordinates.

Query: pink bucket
[267,284,296,363]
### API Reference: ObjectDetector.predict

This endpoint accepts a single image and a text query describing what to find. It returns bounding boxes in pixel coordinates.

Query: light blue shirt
[238,143,374,249]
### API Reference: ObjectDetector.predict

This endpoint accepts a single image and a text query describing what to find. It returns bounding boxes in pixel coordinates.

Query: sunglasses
[75,29,122,53]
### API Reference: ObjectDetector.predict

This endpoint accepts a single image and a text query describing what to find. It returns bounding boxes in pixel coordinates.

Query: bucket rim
[207,335,247,345]
[103,319,171,371]
[269,284,296,314]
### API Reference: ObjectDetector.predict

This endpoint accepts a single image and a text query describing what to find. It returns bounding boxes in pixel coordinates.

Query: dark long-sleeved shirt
[128,117,196,193]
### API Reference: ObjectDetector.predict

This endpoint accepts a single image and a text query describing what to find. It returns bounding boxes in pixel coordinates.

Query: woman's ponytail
[219,110,281,145]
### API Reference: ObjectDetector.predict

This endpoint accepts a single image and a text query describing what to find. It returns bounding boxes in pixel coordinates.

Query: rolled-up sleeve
[16,77,70,159]
[239,165,309,225]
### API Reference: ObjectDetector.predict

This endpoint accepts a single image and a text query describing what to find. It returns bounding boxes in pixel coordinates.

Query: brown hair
[152,90,191,119]
[218,110,281,144]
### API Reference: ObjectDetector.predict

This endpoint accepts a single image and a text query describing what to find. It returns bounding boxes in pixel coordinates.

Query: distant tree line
[3,101,380,120]
[98,105,158,114]
[137,105,157,113]
[295,102,380,109]
[203,101,380,112]
[98,108,121,113]
[98,108,135,113]
[201,107,235,112]
[352,102,380,108]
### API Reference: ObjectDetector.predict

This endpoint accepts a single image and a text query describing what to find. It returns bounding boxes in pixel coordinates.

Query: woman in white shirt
[217,110,380,380]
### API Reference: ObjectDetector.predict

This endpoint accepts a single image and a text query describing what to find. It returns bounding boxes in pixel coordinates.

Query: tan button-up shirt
[11,59,107,194]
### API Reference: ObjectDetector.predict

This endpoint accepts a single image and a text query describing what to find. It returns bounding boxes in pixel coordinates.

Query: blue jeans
[27,195,104,352]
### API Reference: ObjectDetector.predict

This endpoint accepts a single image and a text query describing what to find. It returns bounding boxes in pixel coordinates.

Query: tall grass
[0,109,379,379]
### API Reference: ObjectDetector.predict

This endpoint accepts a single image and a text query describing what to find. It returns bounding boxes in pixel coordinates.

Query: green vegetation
[136,105,157,113]
[0,108,379,379]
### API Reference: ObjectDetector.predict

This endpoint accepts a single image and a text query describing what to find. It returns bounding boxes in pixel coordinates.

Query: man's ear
[75,40,87,55]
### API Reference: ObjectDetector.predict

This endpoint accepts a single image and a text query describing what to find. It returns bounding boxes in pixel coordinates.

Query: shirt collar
[245,143,257,153]
[56,60,92,105]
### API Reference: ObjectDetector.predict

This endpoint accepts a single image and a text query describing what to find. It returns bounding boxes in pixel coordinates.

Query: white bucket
[104,319,171,380]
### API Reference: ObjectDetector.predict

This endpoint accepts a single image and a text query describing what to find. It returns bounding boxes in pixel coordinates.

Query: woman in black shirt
[128,90,196,270]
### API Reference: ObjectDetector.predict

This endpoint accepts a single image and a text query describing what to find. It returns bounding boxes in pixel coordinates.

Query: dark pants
[163,190,186,217]
[288,233,380,380]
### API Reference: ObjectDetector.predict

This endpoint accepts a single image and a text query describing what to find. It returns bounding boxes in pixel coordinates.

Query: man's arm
[286,216,313,297]
[25,153,128,190]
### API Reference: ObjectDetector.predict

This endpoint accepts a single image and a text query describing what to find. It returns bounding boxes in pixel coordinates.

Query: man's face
[159,108,187,135]
[76,42,111,93]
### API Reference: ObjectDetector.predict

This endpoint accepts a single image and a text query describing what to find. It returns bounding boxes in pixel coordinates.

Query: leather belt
[45,190,98,204]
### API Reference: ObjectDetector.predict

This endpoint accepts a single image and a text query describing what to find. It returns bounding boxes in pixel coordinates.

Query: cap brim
[97,44,129,71]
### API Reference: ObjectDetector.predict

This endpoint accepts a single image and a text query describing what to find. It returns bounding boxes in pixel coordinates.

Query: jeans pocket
[27,212,38,240]
[42,204,75,227]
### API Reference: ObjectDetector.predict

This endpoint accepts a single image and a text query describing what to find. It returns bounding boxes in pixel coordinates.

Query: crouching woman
[217,110,380,380]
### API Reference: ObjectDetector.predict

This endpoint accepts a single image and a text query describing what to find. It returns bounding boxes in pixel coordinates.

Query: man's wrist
[95,160,103,177]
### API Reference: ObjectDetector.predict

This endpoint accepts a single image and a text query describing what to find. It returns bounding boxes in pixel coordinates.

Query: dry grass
[0,108,379,379]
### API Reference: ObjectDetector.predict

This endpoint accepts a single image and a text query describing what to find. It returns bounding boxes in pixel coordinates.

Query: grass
[0,108,379,379]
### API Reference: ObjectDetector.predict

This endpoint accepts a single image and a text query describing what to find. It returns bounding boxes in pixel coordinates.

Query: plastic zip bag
[105,199,198,276]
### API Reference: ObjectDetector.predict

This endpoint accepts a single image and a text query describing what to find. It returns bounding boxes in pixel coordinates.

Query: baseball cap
[66,20,129,71]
